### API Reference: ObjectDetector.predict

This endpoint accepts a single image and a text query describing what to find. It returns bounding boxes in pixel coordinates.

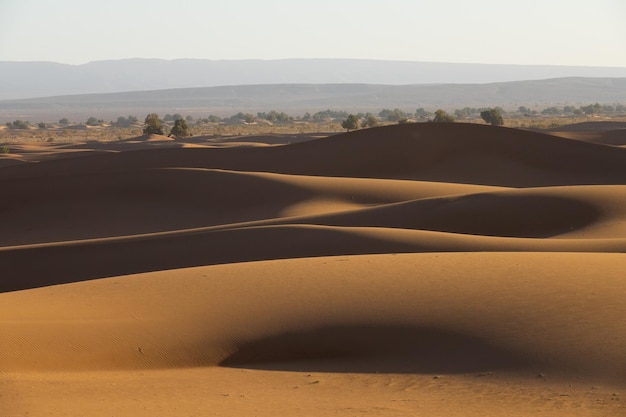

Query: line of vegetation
[4,102,624,132]
[2,103,625,146]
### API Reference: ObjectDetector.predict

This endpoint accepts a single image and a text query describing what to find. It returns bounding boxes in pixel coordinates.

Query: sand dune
[3,123,626,186]
[544,122,626,146]
[2,253,626,374]
[2,122,626,416]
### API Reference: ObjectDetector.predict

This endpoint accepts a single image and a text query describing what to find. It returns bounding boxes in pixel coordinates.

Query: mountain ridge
[3,58,626,101]
[1,77,625,122]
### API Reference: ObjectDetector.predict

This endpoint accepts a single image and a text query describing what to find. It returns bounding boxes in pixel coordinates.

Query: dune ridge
[2,122,626,416]
[3,123,626,185]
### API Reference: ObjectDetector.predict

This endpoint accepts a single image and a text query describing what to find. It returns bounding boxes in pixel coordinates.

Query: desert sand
[1,123,625,416]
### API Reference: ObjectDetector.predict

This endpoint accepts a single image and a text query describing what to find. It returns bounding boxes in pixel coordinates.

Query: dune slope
[2,122,626,417]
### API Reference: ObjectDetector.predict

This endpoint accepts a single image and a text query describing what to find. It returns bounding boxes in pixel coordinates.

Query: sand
[1,122,625,416]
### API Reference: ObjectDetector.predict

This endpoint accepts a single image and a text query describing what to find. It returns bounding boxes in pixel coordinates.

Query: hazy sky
[1,0,625,67]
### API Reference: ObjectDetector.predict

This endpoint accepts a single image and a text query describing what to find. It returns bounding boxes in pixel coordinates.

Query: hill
[2,77,626,122]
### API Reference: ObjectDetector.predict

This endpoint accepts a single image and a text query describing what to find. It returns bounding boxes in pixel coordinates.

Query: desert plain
[1,121,626,416]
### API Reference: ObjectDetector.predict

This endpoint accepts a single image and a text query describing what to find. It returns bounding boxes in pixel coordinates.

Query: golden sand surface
[2,123,625,416]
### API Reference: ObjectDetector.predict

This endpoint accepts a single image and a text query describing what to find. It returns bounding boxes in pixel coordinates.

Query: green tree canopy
[432,110,455,123]
[170,118,191,137]
[415,108,431,119]
[258,110,292,123]
[143,113,164,135]
[341,114,359,132]
[7,120,30,129]
[114,115,138,127]
[230,112,256,123]
[86,116,101,126]
[379,108,406,122]
[312,109,348,121]
[541,106,561,116]
[480,108,504,126]
[361,114,379,128]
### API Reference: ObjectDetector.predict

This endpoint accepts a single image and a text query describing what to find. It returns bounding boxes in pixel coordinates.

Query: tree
[143,113,164,135]
[455,109,470,120]
[361,114,379,128]
[563,105,577,114]
[312,109,348,121]
[580,103,602,115]
[8,120,30,129]
[480,108,504,126]
[541,106,561,116]
[59,118,70,125]
[341,114,359,132]
[170,118,191,137]
[230,112,256,123]
[114,115,138,127]
[379,108,406,122]
[432,110,455,123]
[86,116,100,126]
[415,108,431,119]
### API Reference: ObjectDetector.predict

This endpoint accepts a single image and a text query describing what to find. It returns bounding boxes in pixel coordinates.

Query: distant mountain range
[1,77,625,122]
[3,58,626,100]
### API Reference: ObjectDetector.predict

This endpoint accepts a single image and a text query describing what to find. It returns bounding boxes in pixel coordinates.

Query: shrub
[170,118,191,137]
[114,115,138,127]
[432,110,455,123]
[143,113,164,135]
[379,108,406,122]
[341,114,359,132]
[86,117,103,126]
[361,114,379,128]
[480,109,504,126]
[8,120,30,129]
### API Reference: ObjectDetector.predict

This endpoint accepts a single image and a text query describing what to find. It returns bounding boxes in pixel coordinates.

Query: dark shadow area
[0,225,421,293]
[304,193,601,238]
[220,325,529,374]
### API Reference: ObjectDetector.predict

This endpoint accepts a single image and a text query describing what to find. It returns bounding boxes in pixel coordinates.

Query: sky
[0,0,625,67]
